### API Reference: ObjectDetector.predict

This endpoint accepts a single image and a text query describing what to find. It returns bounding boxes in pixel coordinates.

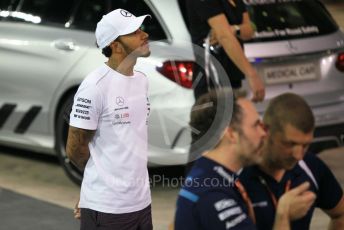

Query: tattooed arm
[66,126,96,171]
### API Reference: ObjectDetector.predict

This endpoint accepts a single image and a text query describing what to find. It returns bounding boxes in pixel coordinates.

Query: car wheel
[55,93,83,185]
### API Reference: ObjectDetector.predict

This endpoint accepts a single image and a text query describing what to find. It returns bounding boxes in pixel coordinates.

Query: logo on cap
[120,10,132,17]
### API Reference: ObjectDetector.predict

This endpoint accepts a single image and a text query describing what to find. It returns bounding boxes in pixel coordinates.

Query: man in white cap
[66,9,152,230]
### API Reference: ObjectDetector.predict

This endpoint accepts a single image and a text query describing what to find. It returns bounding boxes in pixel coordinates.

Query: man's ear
[110,41,122,54]
[224,126,239,144]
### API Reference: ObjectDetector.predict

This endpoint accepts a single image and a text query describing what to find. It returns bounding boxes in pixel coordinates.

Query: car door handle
[53,39,77,51]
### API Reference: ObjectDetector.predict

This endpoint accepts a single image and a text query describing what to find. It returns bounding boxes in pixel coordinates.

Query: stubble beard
[240,134,264,167]
[141,49,151,57]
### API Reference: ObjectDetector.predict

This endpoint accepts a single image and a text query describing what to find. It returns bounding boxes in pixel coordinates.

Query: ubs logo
[120,10,132,17]
[116,97,125,106]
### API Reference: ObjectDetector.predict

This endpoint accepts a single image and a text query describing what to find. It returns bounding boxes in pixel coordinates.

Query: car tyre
[55,93,83,185]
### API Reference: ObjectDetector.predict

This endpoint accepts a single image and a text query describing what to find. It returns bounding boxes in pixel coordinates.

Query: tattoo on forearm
[66,127,95,170]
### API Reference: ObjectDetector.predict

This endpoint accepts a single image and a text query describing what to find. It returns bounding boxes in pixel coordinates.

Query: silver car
[0,0,195,184]
[242,0,344,153]
[1,0,344,184]
[179,0,344,151]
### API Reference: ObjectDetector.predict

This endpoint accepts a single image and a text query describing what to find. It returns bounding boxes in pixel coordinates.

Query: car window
[0,0,76,25]
[72,0,167,41]
[0,0,20,21]
[178,0,189,30]
[0,0,19,11]
[71,0,109,31]
[244,0,338,42]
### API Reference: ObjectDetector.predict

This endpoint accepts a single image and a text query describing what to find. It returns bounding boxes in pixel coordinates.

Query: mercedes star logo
[116,97,125,106]
[120,10,132,17]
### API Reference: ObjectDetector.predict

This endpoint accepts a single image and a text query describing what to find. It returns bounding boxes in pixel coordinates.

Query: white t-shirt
[69,63,151,214]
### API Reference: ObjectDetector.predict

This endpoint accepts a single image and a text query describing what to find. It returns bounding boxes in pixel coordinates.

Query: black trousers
[80,205,153,230]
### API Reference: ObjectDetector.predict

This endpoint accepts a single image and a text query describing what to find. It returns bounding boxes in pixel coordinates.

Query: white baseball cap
[95,9,150,49]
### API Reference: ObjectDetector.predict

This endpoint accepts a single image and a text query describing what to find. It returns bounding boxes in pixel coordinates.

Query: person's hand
[278,182,316,221]
[74,198,81,220]
[246,70,265,102]
[209,29,219,46]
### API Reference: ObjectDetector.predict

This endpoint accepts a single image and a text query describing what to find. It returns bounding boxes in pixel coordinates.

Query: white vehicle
[0,0,195,184]
[1,0,343,184]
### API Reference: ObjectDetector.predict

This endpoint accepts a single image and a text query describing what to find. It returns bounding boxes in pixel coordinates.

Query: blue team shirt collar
[248,163,303,186]
[190,157,239,183]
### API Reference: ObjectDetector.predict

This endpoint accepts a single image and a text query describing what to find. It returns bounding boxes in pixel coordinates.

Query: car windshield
[245,0,339,42]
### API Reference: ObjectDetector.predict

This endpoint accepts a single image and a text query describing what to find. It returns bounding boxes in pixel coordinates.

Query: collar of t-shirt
[103,63,137,79]
[186,157,239,189]
[249,165,303,198]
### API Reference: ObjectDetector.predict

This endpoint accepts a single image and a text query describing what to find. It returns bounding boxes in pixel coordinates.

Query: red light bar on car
[335,52,344,72]
[157,61,194,89]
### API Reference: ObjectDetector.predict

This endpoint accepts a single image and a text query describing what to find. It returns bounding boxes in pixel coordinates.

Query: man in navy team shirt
[239,93,344,230]
[174,89,316,230]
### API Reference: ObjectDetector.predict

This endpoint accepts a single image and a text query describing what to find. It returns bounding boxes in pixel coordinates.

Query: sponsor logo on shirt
[75,104,91,109]
[112,99,131,125]
[77,97,91,104]
[214,199,237,211]
[112,112,131,125]
[252,201,268,208]
[114,106,129,111]
[114,113,129,119]
[75,109,89,115]
[112,121,131,125]
[74,97,92,120]
[116,96,125,106]
[218,206,243,221]
[112,96,131,125]
[226,213,247,229]
[73,114,90,120]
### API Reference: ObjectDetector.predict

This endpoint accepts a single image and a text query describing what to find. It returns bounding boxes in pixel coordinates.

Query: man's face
[265,123,313,170]
[236,99,267,166]
[118,28,150,57]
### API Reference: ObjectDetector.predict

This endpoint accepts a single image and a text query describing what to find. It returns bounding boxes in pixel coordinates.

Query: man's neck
[260,159,286,182]
[107,55,137,76]
[204,145,242,173]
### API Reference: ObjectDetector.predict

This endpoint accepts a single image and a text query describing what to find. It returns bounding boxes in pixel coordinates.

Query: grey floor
[0,188,79,230]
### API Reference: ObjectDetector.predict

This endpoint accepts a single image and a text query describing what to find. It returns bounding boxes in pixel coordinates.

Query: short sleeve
[305,154,343,210]
[69,84,101,130]
[192,0,224,22]
[196,192,256,230]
